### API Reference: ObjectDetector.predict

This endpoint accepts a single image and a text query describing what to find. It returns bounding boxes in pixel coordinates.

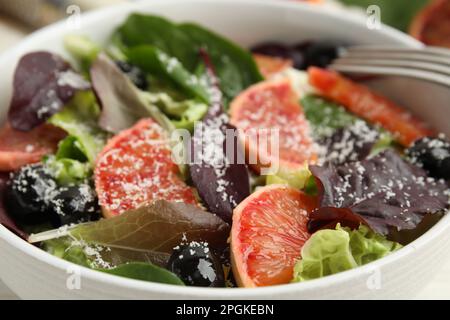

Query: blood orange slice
[95,118,198,218]
[0,123,66,171]
[231,185,317,287]
[253,54,293,79]
[410,0,450,48]
[308,67,433,146]
[230,79,317,173]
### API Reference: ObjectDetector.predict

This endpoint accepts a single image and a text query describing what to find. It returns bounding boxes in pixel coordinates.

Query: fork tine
[329,64,450,89]
[332,45,450,88]
[343,46,450,59]
[333,57,450,77]
[339,51,450,68]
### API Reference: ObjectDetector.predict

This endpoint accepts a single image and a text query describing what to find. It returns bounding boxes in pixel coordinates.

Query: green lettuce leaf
[348,225,403,265]
[43,238,92,268]
[45,156,91,185]
[370,132,396,156]
[292,224,402,282]
[44,135,92,185]
[265,165,311,189]
[172,102,208,131]
[48,91,108,164]
[302,94,396,154]
[64,34,101,72]
[302,95,357,138]
[55,135,88,162]
[42,235,170,269]
[101,262,185,286]
[142,91,208,132]
[43,239,184,285]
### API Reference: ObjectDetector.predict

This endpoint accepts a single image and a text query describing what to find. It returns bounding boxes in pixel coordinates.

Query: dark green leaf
[128,46,210,103]
[55,136,88,162]
[141,91,208,132]
[302,95,395,158]
[179,23,263,103]
[45,131,92,185]
[48,91,107,164]
[100,262,185,285]
[113,14,263,104]
[302,95,357,138]
[43,239,183,285]
[116,14,198,71]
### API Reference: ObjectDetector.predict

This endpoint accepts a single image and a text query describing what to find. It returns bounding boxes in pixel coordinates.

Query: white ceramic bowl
[1,0,449,300]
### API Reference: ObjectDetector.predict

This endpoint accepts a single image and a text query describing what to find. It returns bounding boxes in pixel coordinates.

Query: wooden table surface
[0,10,449,300]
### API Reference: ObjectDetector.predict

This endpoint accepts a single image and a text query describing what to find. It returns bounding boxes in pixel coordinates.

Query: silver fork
[330,46,450,88]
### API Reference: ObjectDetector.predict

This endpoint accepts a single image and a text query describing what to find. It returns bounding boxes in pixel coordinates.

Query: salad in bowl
[1,11,449,291]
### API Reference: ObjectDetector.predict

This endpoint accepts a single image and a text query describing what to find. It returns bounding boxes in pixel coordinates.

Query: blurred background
[0,0,448,52]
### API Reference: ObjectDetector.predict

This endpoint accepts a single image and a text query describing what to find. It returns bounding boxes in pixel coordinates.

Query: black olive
[293,40,313,52]
[6,164,101,227]
[48,183,100,227]
[251,40,341,70]
[303,42,340,68]
[115,60,148,90]
[291,41,313,70]
[167,242,225,287]
[407,137,450,180]
[6,164,55,225]
[290,49,307,70]
[251,42,292,59]
[251,41,309,70]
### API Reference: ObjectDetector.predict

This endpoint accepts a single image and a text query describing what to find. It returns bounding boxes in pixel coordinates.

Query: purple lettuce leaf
[189,120,250,223]
[0,173,27,239]
[309,149,450,235]
[189,50,250,223]
[8,51,90,131]
[319,120,380,165]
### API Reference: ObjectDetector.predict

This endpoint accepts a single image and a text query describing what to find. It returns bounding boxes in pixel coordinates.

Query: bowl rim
[0,0,438,298]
